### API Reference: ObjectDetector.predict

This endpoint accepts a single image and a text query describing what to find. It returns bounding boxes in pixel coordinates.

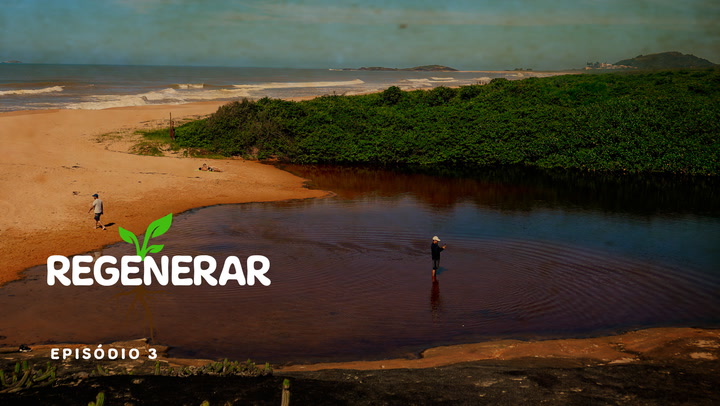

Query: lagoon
[1,165,718,363]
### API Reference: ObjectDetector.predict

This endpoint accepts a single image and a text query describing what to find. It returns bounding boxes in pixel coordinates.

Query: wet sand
[1,327,718,405]
[0,102,327,286]
[278,327,720,371]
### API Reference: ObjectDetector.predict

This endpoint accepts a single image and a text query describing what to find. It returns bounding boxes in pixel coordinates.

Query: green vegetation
[615,51,716,70]
[169,68,720,175]
[135,128,224,158]
[149,359,272,378]
[0,361,56,393]
[130,140,165,156]
[88,391,105,406]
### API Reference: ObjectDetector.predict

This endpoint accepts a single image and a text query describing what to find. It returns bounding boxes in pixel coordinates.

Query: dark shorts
[433,259,440,270]
[94,212,103,221]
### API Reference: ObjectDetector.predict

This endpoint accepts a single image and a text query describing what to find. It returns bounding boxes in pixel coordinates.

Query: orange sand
[278,327,720,371]
[0,102,327,286]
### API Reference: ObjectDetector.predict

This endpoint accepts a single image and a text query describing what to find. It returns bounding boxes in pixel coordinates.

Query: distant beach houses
[584,62,636,70]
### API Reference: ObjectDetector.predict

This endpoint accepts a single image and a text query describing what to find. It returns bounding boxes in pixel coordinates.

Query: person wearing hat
[88,193,106,230]
[431,236,446,280]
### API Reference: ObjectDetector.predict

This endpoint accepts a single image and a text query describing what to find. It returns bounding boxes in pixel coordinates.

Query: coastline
[0,101,328,286]
[1,327,718,405]
[277,326,720,372]
[2,327,717,371]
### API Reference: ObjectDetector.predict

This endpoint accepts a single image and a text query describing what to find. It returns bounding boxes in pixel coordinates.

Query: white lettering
[247,255,271,286]
[121,256,143,286]
[171,255,193,286]
[94,256,119,286]
[71,255,94,286]
[193,255,218,286]
[47,255,71,286]
[46,254,271,287]
[143,256,170,286]
[219,256,246,286]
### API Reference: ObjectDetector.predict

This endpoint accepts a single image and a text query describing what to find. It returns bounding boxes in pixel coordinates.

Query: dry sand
[0,102,327,286]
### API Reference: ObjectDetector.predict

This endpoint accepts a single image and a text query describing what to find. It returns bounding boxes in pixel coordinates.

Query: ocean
[0,63,550,112]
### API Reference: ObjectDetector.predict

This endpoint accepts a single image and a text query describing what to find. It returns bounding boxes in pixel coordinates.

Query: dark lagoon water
[1,165,719,364]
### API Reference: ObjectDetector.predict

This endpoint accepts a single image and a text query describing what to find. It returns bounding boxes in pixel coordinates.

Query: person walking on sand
[88,193,106,230]
[431,236,446,280]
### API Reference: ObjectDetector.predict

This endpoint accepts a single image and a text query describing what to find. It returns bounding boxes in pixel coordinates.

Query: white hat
[432,236,440,241]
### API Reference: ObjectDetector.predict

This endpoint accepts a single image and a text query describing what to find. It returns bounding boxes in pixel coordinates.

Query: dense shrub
[174,68,720,175]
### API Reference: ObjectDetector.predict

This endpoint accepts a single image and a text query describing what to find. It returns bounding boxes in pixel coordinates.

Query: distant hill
[356,65,458,72]
[615,52,716,69]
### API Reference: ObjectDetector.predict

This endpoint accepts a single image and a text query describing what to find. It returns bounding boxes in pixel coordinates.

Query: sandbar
[0,102,327,286]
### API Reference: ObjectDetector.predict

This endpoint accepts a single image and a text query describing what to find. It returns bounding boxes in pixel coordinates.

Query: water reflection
[115,285,167,342]
[430,279,441,322]
[279,164,720,216]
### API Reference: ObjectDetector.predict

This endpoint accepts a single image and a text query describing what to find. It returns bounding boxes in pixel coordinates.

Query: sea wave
[232,79,365,90]
[64,86,254,110]
[0,86,64,96]
[175,83,205,89]
[401,78,433,87]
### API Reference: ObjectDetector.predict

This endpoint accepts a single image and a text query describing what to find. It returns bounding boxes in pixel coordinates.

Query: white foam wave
[0,86,64,96]
[64,86,254,110]
[232,79,364,91]
[401,78,434,88]
[176,83,205,89]
[430,77,456,82]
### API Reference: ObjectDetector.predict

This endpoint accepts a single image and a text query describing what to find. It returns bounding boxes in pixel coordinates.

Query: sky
[1,0,718,70]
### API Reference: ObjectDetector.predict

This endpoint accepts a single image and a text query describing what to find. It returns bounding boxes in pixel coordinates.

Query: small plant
[281,379,291,406]
[0,361,57,394]
[118,213,173,260]
[88,391,105,406]
[150,358,272,378]
[95,364,109,376]
[131,141,165,156]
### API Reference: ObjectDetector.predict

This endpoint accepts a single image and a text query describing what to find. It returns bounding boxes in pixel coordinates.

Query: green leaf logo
[118,213,173,260]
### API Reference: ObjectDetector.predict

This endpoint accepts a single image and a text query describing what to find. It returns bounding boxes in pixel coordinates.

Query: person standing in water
[431,235,446,280]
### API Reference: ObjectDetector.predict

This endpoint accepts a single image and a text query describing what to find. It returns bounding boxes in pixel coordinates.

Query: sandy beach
[0,102,327,286]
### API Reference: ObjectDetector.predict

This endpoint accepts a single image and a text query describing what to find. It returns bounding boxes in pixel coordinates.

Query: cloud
[218,2,717,28]
[111,0,718,29]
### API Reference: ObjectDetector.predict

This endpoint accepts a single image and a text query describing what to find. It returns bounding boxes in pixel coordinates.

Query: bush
[175,69,720,175]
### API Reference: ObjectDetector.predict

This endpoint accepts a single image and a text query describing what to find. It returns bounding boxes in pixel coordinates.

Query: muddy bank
[1,328,718,405]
